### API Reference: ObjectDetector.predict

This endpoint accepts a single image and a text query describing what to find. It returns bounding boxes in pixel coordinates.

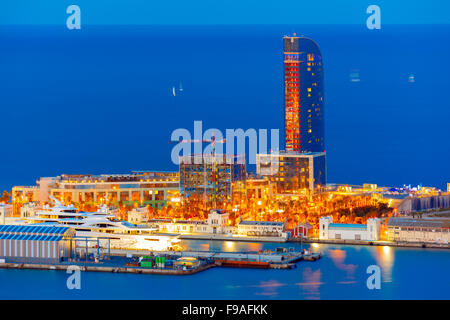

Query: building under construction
[179,154,246,209]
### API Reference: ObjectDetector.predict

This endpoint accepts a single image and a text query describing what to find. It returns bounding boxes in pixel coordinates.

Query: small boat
[303,252,322,261]
[179,83,183,92]
[408,74,415,83]
[172,86,176,96]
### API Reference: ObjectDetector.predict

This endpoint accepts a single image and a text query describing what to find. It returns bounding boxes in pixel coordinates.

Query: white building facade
[149,209,286,239]
[20,202,40,218]
[0,204,12,225]
[387,218,449,244]
[127,207,148,224]
[149,210,232,235]
[237,221,286,238]
[319,216,380,241]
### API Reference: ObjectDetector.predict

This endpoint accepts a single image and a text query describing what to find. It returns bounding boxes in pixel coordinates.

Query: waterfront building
[12,171,180,212]
[284,35,325,153]
[0,204,12,225]
[0,225,75,263]
[387,217,449,244]
[237,221,286,238]
[149,209,286,239]
[179,154,246,209]
[149,209,232,235]
[127,207,148,224]
[207,209,230,234]
[256,151,326,194]
[19,202,40,218]
[150,218,209,234]
[290,222,314,239]
[447,183,450,193]
[319,216,380,241]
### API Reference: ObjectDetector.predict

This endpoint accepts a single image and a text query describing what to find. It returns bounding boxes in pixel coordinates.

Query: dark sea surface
[0,24,449,191]
[0,241,449,299]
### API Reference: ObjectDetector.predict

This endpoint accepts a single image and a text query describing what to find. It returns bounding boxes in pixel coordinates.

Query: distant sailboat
[179,83,183,92]
[408,74,415,83]
[172,86,176,96]
[349,69,360,82]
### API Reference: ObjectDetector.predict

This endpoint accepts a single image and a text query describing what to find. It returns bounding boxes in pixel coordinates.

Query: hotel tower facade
[283,35,325,153]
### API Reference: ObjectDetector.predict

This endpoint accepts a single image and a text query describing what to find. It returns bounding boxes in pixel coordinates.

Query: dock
[0,247,322,275]
[0,261,215,275]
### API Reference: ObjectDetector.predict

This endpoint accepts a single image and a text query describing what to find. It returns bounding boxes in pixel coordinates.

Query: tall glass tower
[284,35,324,153]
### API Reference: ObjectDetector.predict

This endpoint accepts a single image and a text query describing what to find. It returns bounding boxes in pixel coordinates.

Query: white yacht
[26,197,180,251]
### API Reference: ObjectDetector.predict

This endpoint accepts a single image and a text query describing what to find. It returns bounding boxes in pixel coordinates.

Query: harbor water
[0,240,449,299]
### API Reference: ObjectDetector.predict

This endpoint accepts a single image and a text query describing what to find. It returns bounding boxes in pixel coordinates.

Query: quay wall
[0,262,216,275]
[294,238,450,249]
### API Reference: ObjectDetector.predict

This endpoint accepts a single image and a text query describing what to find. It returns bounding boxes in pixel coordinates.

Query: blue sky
[0,0,449,25]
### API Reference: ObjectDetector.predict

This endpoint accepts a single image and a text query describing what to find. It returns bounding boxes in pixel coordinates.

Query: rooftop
[0,225,70,235]
[328,223,367,229]
[0,234,64,241]
[239,220,284,226]
[387,218,450,228]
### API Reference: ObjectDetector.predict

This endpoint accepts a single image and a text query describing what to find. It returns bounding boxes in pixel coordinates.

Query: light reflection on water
[373,246,394,282]
[328,249,358,280]
[179,239,449,299]
[296,268,323,300]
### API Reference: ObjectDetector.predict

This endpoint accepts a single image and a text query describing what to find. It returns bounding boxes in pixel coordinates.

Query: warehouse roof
[0,225,70,235]
[0,233,63,241]
[387,218,450,228]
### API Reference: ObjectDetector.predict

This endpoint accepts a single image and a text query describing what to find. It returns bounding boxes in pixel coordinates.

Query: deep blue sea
[0,24,449,191]
[0,241,449,299]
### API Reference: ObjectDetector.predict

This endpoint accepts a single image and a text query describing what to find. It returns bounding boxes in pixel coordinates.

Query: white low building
[387,218,449,244]
[149,209,232,235]
[149,209,287,239]
[237,221,286,238]
[319,216,380,241]
[0,204,13,225]
[20,202,40,218]
[128,207,148,224]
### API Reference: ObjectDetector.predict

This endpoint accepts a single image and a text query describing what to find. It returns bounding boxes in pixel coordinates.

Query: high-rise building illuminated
[284,35,324,153]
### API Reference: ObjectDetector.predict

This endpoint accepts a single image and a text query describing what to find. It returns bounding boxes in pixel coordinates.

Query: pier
[0,247,322,275]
